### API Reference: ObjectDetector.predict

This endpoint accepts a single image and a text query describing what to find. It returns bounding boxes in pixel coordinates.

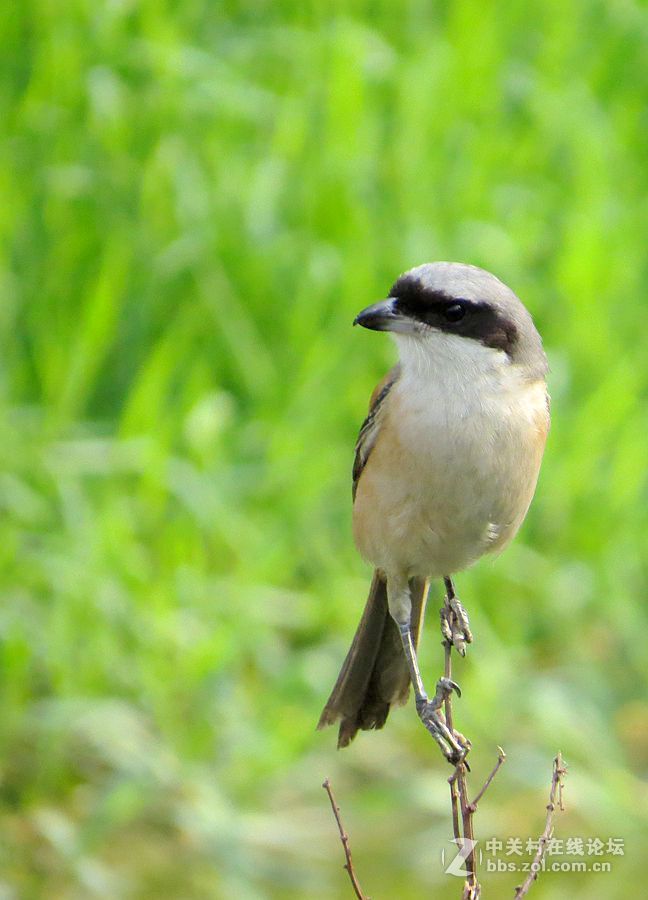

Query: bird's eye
[443,303,466,322]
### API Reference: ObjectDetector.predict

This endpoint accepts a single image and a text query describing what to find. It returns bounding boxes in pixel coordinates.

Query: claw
[449,594,472,642]
[440,606,453,642]
[415,679,460,711]
[453,634,466,657]
[417,701,468,764]
[441,581,473,654]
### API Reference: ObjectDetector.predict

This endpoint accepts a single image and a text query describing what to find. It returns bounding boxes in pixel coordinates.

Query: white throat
[393,331,517,405]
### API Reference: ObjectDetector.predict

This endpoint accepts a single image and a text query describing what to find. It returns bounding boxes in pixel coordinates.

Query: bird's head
[354,262,547,378]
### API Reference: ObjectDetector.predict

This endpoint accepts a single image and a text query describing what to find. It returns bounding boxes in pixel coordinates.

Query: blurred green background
[1,1,647,897]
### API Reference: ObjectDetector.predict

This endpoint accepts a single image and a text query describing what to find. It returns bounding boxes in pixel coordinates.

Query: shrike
[318,262,549,760]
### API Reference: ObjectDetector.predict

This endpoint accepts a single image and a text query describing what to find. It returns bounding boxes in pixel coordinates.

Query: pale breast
[352,369,549,578]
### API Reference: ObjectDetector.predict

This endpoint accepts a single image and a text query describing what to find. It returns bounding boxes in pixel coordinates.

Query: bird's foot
[416,678,470,764]
[441,587,473,656]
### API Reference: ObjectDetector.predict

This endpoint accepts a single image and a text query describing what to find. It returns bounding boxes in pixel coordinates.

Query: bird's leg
[441,576,473,656]
[399,623,466,763]
[387,577,468,764]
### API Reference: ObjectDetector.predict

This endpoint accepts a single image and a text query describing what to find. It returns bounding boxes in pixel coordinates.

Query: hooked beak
[353,297,414,333]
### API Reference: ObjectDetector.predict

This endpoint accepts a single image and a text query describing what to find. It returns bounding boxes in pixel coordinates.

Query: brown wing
[352,365,400,500]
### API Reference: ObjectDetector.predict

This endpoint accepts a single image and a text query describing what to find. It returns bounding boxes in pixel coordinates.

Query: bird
[317,262,549,760]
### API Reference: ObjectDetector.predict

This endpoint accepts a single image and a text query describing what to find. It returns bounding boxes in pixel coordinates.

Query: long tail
[317,571,429,747]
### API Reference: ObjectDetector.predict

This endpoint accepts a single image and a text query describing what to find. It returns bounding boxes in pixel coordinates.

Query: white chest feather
[353,333,548,577]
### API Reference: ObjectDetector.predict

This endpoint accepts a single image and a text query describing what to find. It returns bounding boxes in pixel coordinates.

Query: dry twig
[322,778,368,900]
[443,622,508,898]
[468,748,507,814]
[513,753,567,898]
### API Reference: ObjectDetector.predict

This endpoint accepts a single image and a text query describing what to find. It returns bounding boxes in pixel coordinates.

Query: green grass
[1,1,647,896]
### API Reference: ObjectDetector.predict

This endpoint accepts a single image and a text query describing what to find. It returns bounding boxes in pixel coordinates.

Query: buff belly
[352,373,548,578]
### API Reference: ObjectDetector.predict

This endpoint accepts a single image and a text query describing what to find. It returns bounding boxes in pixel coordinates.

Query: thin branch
[448,760,462,847]
[322,778,368,900]
[513,753,568,898]
[468,746,507,814]
[457,763,479,898]
[440,590,508,900]
[444,633,480,898]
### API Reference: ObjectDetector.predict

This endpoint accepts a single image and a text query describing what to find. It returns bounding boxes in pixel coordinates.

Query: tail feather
[317,572,429,747]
